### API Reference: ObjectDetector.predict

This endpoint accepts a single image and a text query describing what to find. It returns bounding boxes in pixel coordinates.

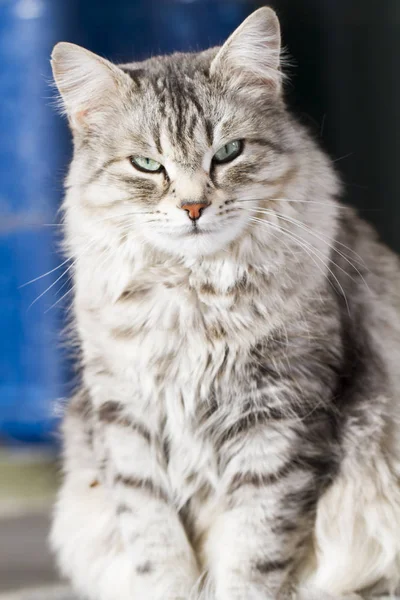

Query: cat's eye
[213,140,243,165]
[130,156,163,173]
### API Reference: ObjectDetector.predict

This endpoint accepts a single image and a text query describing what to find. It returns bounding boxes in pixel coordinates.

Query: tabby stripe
[254,558,292,575]
[186,89,204,117]
[136,561,153,575]
[115,474,169,503]
[259,164,299,189]
[215,407,288,448]
[121,67,146,85]
[82,166,106,188]
[111,174,157,192]
[187,113,198,140]
[116,503,133,516]
[98,401,151,443]
[228,462,298,494]
[284,485,318,515]
[272,520,298,535]
[179,502,197,546]
[153,127,162,154]
[69,389,92,418]
[205,119,214,146]
[293,452,337,478]
[251,138,288,155]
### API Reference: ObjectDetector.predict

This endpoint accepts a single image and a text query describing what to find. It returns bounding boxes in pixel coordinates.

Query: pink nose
[181,202,209,221]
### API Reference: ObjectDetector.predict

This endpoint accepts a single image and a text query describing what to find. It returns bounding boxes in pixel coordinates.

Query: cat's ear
[210,7,282,95]
[51,42,131,130]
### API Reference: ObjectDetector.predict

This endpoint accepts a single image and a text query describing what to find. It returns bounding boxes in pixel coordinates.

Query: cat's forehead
[121,53,223,161]
[121,49,217,86]
[122,52,215,112]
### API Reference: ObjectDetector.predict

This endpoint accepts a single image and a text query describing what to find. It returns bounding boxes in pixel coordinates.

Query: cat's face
[52,8,311,259]
[91,85,288,257]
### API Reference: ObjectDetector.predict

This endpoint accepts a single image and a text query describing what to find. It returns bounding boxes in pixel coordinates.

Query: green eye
[130,156,162,173]
[213,140,243,164]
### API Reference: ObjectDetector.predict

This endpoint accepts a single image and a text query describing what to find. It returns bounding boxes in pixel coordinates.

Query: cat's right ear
[51,42,131,131]
[210,7,283,96]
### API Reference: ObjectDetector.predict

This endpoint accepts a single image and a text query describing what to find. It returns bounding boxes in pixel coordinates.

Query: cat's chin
[141,226,243,258]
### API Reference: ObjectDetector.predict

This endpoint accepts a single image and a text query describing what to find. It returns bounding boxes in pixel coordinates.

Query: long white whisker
[43,239,117,313]
[44,287,74,314]
[235,196,366,266]
[27,235,102,310]
[27,261,77,311]
[20,257,72,288]
[332,152,353,163]
[236,197,341,209]
[247,206,370,290]
[42,208,153,226]
[247,215,350,314]
[239,204,366,275]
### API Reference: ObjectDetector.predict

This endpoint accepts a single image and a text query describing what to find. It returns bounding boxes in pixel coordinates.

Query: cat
[49,6,400,600]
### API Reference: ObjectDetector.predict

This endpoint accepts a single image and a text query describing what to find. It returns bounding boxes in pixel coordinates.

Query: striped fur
[50,7,400,600]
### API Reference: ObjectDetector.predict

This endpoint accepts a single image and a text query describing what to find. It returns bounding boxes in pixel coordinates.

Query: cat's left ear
[210,7,283,95]
[51,42,132,131]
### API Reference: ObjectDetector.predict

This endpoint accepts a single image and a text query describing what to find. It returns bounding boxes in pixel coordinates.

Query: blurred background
[0,0,399,597]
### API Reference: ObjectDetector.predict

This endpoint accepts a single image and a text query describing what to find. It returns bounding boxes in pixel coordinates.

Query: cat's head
[52,8,336,261]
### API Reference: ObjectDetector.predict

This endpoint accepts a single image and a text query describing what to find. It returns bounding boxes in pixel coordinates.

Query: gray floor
[0,450,75,599]
[0,511,76,599]
[0,588,76,600]
[0,512,59,592]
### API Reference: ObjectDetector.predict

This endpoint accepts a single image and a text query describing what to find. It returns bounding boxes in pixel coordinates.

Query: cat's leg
[200,417,335,600]
[199,412,400,600]
[51,392,199,600]
[96,397,201,597]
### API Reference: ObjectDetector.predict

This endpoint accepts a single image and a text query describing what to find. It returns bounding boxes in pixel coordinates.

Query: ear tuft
[51,42,130,130]
[210,7,283,94]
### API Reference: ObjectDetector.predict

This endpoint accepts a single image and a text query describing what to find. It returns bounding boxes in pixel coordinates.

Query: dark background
[1,0,399,445]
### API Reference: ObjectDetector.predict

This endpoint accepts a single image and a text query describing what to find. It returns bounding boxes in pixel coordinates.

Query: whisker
[235,196,349,211]
[27,262,76,311]
[252,215,350,313]
[248,211,354,292]
[238,203,367,270]
[320,113,326,138]
[26,235,101,310]
[247,215,350,314]
[332,152,353,164]
[248,206,369,289]
[44,286,74,314]
[44,240,118,312]
[85,211,159,227]
[20,257,72,288]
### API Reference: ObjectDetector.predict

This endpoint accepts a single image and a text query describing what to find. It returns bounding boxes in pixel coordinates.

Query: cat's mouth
[179,224,213,237]
[146,215,247,257]
[188,225,205,236]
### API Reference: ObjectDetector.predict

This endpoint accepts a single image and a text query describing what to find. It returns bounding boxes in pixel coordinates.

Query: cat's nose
[180,201,210,221]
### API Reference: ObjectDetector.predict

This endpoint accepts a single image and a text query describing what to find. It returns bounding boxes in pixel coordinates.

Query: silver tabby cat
[50,7,400,600]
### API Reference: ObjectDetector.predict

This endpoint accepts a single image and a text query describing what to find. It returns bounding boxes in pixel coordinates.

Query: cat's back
[334,205,400,394]
[336,205,400,306]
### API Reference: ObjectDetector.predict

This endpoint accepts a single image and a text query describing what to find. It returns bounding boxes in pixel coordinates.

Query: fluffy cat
[50,7,400,600]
